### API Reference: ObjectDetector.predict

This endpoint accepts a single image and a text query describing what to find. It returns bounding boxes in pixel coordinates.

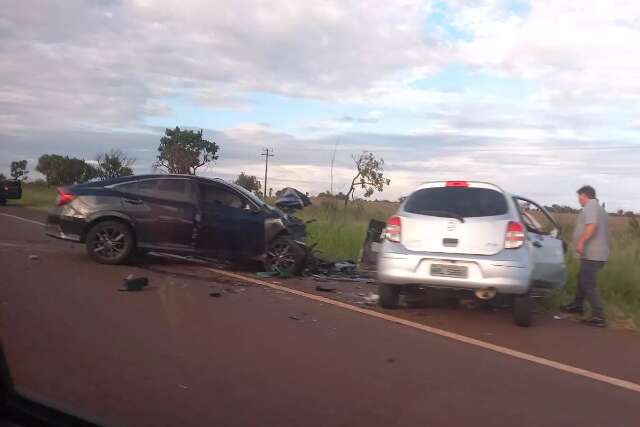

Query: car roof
[413,181,507,193]
[77,174,229,187]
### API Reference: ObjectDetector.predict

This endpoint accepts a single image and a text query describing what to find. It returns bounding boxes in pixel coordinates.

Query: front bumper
[377,247,532,295]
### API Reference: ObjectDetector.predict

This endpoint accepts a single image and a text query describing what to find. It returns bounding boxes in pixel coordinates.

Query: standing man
[561,185,610,327]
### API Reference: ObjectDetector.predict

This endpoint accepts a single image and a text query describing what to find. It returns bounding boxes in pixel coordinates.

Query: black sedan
[45,175,306,274]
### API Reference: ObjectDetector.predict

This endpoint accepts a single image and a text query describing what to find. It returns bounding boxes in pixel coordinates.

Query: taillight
[385,216,402,243]
[505,221,525,249]
[56,187,76,206]
[446,181,469,187]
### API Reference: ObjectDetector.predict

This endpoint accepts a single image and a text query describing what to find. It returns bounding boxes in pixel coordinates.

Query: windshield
[404,187,509,218]
[226,181,269,208]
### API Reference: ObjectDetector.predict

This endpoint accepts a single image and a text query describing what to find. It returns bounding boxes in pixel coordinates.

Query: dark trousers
[573,259,606,317]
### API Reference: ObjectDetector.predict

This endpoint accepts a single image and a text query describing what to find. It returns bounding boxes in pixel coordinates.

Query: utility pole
[261,148,274,199]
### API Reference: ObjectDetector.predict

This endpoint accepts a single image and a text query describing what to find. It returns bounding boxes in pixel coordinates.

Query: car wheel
[379,283,401,309]
[513,294,533,327]
[86,221,134,265]
[264,237,305,276]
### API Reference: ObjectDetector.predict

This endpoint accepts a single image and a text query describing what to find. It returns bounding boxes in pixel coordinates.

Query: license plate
[430,264,468,279]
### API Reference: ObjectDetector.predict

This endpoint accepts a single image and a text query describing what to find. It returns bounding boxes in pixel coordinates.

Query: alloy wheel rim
[93,227,126,258]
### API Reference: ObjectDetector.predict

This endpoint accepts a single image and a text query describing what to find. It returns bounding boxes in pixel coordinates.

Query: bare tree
[344,151,390,206]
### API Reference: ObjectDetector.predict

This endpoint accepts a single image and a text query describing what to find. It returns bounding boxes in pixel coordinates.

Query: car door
[514,197,567,290]
[116,178,198,251]
[196,182,267,259]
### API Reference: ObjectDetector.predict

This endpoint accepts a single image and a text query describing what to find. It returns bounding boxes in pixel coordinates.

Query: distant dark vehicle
[45,175,307,275]
[3,180,22,200]
[0,184,6,206]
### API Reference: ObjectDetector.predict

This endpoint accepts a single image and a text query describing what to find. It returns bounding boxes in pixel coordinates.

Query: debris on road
[209,287,223,298]
[119,275,149,292]
[28,254,39,260]
[358,219,386,272]
[288,315,303,321]
[315,285,336,293]
[364,293,379,303]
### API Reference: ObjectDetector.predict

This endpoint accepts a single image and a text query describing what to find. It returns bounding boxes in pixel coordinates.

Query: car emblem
[447,220,457,232]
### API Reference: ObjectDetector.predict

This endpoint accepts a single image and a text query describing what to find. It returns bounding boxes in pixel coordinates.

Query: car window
[404,187,508,218]
[115,179,194,203]
[199,184,246,209]
[156,179,195,203]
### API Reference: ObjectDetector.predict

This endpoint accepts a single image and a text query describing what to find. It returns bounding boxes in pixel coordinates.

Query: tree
[234,172,262,196]
[344,151,390,206]
[36,154,98,186]
[96,149,135,179]
[154,127,220,175]
[10,160,29,181]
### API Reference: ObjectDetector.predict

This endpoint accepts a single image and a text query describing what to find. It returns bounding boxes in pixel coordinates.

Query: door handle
[533,241,543,248]
[123,198,143,205]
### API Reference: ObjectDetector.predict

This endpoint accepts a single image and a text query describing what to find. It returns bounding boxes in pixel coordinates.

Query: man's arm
[576,223,598,255]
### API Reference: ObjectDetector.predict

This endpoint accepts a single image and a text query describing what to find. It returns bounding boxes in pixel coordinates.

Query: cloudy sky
[1,0,640,210]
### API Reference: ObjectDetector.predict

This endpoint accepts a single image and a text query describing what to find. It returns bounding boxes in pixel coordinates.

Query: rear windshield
[404,187,509,218]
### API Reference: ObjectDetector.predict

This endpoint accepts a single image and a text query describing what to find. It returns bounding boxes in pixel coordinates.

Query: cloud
[2,1,640,210]
[0,0,443,132]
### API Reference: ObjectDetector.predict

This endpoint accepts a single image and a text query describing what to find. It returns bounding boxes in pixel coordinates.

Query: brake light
[385,216,402,243]
[446,181,469,187]
[56,187,76,206]
[505,221,525,249]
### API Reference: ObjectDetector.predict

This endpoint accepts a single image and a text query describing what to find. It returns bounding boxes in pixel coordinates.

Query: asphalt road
[1,205,639,427]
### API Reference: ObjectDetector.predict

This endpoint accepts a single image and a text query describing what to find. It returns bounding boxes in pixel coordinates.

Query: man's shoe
[581,316,607,328]
[560,304,584,314]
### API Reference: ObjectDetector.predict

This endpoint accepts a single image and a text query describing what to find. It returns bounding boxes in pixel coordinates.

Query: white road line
[4,211,640,394]
[203,267,640,395]
[0,212,45,226]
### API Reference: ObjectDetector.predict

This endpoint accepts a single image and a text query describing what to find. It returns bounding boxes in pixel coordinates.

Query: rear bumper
[45,208,85,242]
[377,246,532,295]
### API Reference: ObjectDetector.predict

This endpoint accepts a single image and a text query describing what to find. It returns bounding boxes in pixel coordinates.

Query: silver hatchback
[377,181,567,326]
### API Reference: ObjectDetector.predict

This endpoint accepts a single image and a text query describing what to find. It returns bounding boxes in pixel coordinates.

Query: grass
[8,182,57,210]
[301,199,640,329]
[298,199,396,261]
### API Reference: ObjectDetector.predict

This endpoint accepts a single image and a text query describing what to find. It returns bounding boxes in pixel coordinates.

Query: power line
[261,147,274,199]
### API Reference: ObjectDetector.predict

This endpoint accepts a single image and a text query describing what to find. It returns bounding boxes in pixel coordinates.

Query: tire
[264,237,306,276]
[379,283,401,309]
[85,221,135,265]
[513,294,533,327]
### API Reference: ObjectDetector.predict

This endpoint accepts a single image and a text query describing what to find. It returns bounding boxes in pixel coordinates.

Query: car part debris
[275,188,312,213]
[119,275,149,292]
[209,287,223,298]
[364,293,379,302]
[28,254,39,260]
[315,285,336,293]
[256,271,281,278]
[358,219,386,272]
